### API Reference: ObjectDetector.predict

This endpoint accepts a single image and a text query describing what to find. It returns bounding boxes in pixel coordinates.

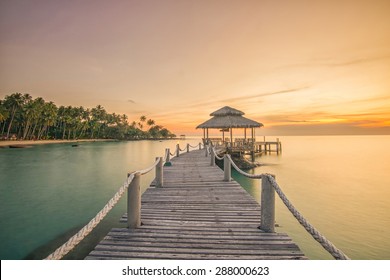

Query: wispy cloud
[127,99,136,104]
[171,85,311,113]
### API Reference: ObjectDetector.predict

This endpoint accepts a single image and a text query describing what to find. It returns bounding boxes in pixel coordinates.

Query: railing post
[223,154,231,181]
[210,147,215,166]
[176,143,180,157]
[166,148,170,162]
[155,157,163,188]
[260,175,275,233]
[187,143,190,153]
[199,142,201,150]
[127,172,141,229]
[205,144,208,157]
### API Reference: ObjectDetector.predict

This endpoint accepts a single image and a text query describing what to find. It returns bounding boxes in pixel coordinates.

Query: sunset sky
[1,0,389,135]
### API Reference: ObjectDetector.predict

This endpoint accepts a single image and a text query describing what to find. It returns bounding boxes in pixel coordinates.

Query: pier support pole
[260,175,275,233]
[210,147,215,166]
[187,143,190,153]
[223,154,231,181]
[155,157,163,188]
[176,144,180,157]
[127,172,141,229]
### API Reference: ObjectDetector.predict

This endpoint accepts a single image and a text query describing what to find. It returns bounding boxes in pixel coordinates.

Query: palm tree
[90,105,107,138]
[0,100,9,136]
[78,107,90,139]
[4,93,27,139]
[121,114,128,126]
[138,115,146,130]
[29,97,45,139]
[37,102,57,139]
[147,119,155,127]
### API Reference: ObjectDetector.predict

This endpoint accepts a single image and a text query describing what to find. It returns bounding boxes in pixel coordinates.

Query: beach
[0,139,116,148]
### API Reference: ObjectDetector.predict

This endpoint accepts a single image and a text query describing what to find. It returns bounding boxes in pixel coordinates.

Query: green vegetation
[0,93,176,140]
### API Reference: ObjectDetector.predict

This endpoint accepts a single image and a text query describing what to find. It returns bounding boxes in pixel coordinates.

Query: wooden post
[166,148,170,162]
[155,157,163,188]
[230,128,233,148]
[210,147,215,166]
[187,143,190,153]
[223,154,231,181]
[205,144,208,157]
[260,175,275,233]
[199,142,202,150]
[127,172,141,229]
[176,143,180,157]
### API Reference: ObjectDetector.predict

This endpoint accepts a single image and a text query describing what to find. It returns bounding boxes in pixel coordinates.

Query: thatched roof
[210,106,244,116]
[196,106,263,129]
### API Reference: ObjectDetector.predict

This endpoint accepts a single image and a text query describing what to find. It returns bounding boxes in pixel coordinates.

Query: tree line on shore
[0,93,176,140]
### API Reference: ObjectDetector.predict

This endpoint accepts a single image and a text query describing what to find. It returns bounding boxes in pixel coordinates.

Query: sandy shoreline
[0,139,116,147]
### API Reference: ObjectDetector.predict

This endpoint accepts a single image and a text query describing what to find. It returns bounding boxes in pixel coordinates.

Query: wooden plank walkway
[86,149,305,260]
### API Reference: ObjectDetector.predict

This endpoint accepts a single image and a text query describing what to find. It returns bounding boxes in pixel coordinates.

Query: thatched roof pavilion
[196,106,263,146]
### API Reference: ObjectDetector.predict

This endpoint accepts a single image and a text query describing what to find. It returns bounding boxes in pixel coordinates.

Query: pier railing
[208,145,350,260]
[44,142,202,260]
[45,142,349,260]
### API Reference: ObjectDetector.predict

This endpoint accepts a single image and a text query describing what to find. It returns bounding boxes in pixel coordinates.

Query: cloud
[127,99,136,104]
[220,86,311,103]
[176,85,311,112]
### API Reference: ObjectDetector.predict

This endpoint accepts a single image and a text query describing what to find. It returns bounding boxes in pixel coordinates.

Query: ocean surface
[0,136,389,260]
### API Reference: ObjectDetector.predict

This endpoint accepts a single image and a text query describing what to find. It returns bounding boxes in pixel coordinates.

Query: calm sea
[0,136,389,260]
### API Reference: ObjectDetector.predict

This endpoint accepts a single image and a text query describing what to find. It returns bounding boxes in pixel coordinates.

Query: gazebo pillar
[244,128,247,140]
[203,128,205,140]
[222,130,225,143]
[230,127,233,148]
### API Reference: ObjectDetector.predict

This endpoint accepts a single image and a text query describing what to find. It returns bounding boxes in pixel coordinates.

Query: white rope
[45,173,135,260]
[265,174,350,260]
[224,154,349,260]
[227,154,263,179]
[138,158,161,175]
[45,156,162,260]
[189,144,201,148]
[212,147,224,161]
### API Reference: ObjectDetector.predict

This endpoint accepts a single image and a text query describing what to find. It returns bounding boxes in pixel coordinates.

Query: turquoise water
[1,136,389,259]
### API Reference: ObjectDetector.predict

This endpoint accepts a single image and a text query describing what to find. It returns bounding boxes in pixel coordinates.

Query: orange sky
[1,0,389,135]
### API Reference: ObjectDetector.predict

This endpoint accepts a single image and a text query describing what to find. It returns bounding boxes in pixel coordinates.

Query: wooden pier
[86,149,305,260]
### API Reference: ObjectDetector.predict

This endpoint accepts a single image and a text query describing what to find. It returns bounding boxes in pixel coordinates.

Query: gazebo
[196,106,263,149]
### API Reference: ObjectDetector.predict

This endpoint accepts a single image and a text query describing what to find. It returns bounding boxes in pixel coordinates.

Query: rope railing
[138,157,161,175]
[210,147,350,260]
[44,157,162,260]
[45,174,133,260]
[49,142,337,260]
